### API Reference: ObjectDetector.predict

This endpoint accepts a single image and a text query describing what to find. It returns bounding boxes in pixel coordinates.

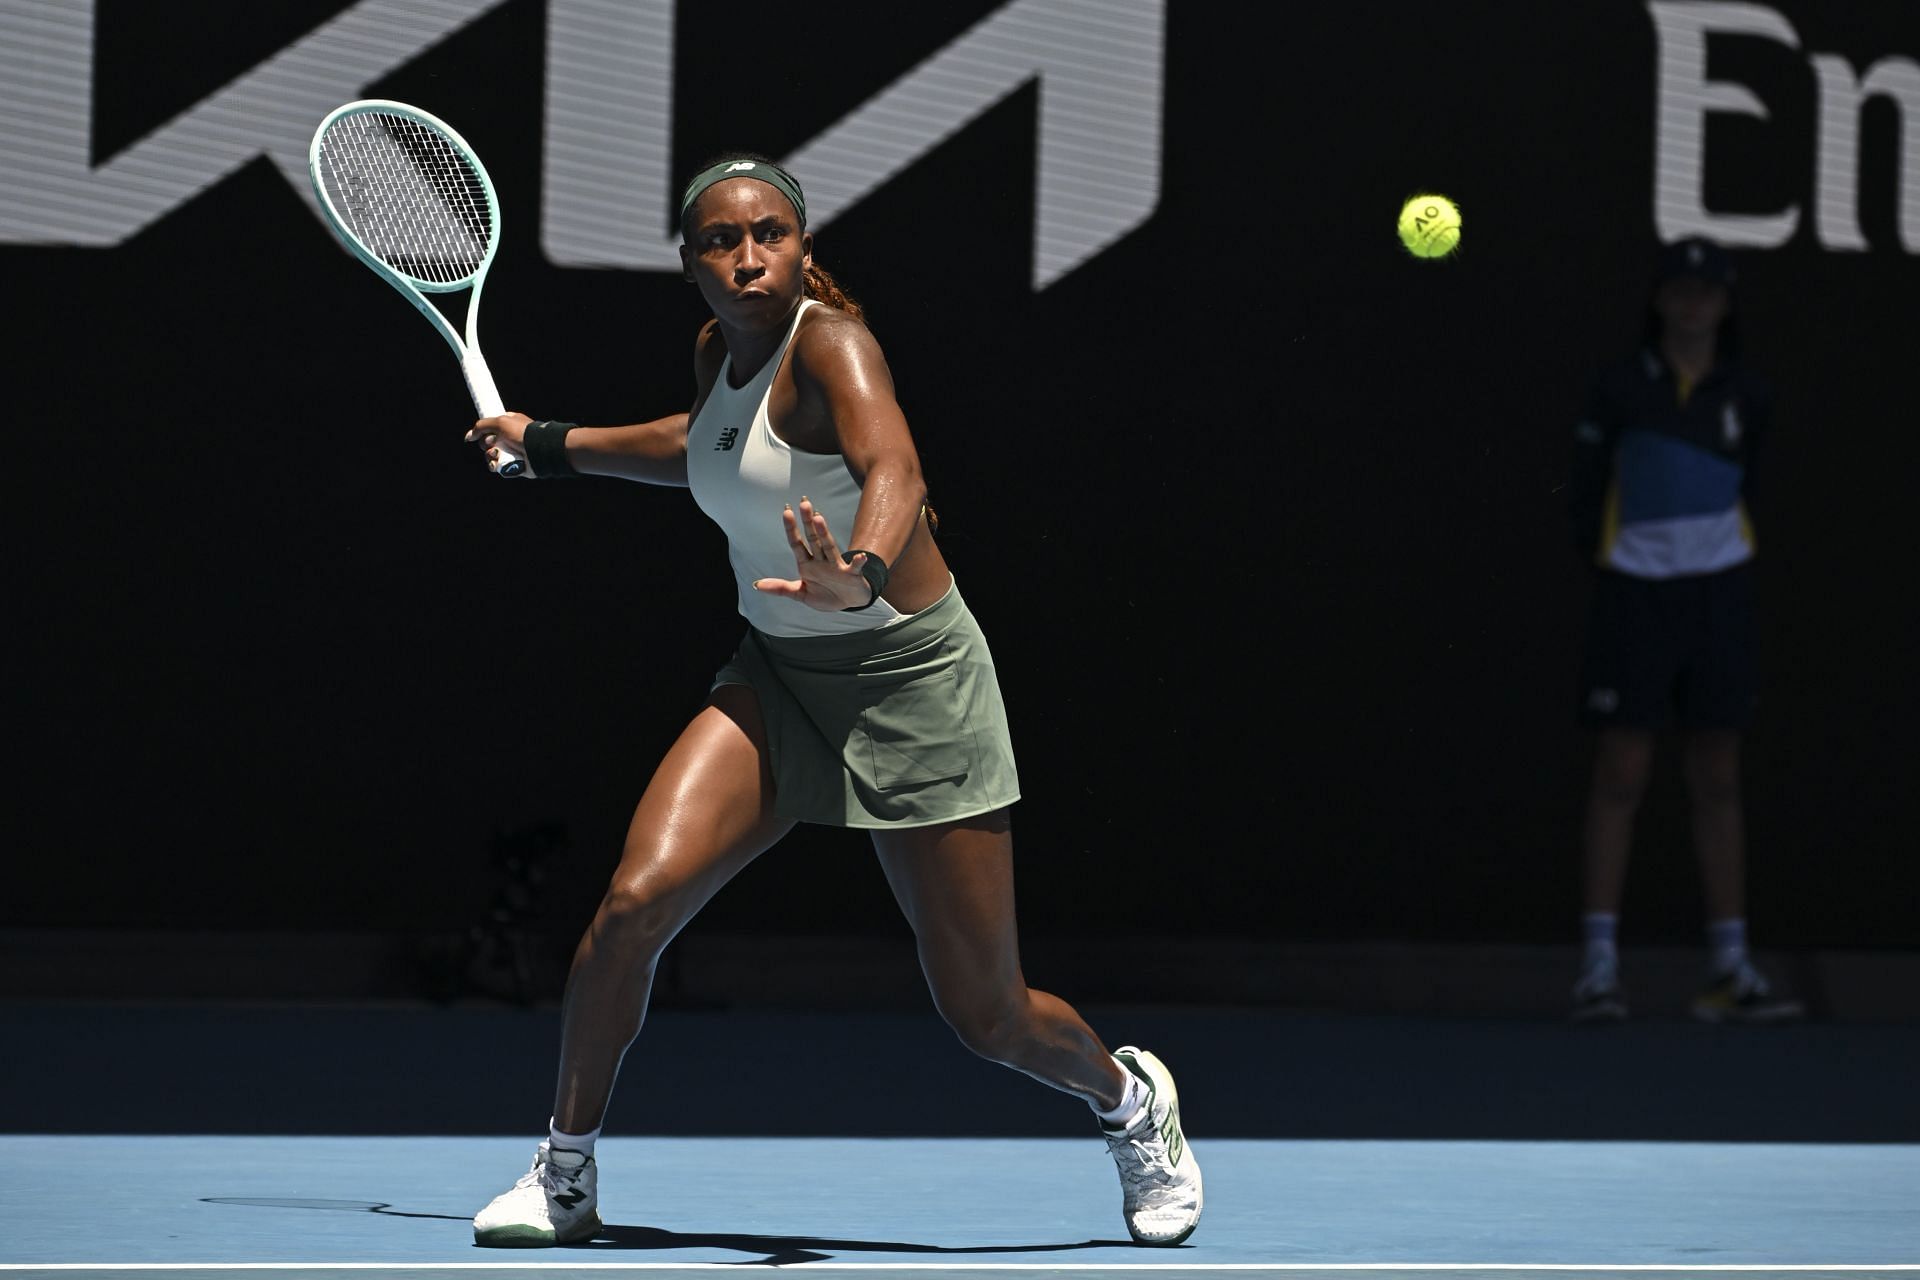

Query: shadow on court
[199,1198,1136,1264]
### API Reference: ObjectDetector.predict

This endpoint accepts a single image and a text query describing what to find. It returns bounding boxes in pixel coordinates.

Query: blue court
[4,1134,1919,1275]
[4,1000,1918,1278]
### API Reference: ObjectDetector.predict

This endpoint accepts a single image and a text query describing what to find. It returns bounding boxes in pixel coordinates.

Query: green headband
[678,159,807,230]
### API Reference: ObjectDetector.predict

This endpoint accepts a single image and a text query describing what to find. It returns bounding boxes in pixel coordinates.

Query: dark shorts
[710,581,1021,829]
[1578,563,1758,731]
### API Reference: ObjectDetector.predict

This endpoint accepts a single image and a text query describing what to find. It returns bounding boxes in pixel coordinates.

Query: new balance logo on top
[725,162,757,173]
[552,1187,588,1210]
[714,427,739,451]
[1161,1106,1184,1166]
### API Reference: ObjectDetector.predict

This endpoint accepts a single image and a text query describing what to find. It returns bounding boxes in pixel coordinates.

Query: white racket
[308,99,521,476]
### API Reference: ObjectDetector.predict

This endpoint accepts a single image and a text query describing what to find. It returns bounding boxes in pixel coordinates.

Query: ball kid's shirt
[1568,346,1772,580]
[686,297,906,638]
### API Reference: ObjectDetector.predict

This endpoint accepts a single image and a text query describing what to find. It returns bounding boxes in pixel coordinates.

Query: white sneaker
[473,1141,600,1247]
[1102,1046,1203,1246]
[1692,963,1806,1024]
[1571,959,1628,1023]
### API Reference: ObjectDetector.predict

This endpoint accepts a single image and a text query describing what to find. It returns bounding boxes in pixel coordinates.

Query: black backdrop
[8,1,1917,953]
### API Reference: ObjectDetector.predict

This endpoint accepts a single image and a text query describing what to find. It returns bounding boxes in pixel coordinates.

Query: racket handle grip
[463,354,522,477]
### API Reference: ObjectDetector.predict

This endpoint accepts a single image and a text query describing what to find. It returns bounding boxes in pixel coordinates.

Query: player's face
[1654,276,1729,342]
[679,179,812,330]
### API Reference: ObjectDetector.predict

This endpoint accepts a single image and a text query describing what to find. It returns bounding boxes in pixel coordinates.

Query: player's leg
[475,684,793,1246]
[871,816,1201,1245]
[550,683,793,1132]
[871,812,1120,1102]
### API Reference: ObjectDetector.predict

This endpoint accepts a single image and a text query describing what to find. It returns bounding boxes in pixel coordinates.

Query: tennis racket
[307,99,522,476]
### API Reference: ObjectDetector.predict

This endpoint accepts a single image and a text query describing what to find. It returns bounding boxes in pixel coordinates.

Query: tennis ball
[1398,193,1462,259]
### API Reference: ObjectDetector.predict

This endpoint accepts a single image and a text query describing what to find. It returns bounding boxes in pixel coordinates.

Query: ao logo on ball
[1398,194,1463,260]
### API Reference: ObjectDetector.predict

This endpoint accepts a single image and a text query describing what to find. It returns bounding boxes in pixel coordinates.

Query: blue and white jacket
[1569,347,1772,579]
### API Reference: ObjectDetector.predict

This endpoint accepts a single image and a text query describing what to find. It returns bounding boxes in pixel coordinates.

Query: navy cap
[1656,236,1735,287]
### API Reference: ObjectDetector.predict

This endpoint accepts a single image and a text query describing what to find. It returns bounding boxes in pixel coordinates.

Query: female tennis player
[463,153,1202,1248]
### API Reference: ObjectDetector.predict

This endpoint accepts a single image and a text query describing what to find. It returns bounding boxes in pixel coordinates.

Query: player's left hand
[753,496,877,612]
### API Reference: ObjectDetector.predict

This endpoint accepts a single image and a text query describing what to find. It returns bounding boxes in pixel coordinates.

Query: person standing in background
[1565,236,1804,1026]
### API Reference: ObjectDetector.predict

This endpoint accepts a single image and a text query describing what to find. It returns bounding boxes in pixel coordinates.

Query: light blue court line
[5,1265,1920,1272]
[1,1137,1915,1271]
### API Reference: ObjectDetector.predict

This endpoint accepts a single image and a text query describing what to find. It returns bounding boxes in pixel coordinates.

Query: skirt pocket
[856,659,974,790]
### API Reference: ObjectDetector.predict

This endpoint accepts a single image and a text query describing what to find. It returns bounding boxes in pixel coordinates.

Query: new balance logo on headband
[726,162,757,173]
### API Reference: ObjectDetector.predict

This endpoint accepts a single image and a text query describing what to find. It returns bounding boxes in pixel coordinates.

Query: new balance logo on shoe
[473,1142,602,1248]
[1104,1046,1203,1246]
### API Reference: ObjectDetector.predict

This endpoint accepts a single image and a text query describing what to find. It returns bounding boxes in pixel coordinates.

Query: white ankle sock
[1707,917,1749,978]
[1092,1067,1147,1129]
[1581,912,1620,976]
[549,1118,599,1159]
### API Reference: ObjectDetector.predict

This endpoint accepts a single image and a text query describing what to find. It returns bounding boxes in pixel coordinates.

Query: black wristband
[523,420,579,478]
[841,549,890,611]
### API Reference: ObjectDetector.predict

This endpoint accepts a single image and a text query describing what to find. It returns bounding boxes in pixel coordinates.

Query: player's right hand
[467,412,534,476]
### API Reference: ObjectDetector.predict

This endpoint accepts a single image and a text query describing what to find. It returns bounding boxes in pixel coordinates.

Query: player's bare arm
[465,324,719,484]
[786,312,945,609]
[468,413,691,485]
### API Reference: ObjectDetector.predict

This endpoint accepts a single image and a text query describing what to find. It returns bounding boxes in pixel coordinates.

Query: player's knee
[590,883,681,958]
[938,993,1028,1064]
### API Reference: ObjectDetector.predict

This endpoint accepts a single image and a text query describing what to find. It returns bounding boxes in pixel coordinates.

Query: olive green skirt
[711,581,1021,828]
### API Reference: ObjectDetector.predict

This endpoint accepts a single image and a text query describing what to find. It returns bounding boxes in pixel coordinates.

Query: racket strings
[318,112,494,286]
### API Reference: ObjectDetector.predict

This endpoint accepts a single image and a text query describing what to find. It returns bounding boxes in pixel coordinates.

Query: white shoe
[1102,1046,1203,1246]
[473,1141,600,1247]
[1571,959,1628,1023]
[1692,963,1806,1024]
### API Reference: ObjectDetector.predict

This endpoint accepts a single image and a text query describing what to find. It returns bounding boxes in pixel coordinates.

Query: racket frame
[307,98,506,420]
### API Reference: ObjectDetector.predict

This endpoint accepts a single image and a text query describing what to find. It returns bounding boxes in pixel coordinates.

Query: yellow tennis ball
[1398,193,1462,259]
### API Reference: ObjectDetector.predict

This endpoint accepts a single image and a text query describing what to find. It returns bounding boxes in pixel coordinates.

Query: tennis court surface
[3,1132,1918,1277]
[3,999,1915,1278]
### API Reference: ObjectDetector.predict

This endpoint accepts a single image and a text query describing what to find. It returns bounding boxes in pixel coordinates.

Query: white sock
[549,1118,599,1160]
[1092,1067,1147,1129]
[1707,917,1749,978]
[1581,912,1620,976]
